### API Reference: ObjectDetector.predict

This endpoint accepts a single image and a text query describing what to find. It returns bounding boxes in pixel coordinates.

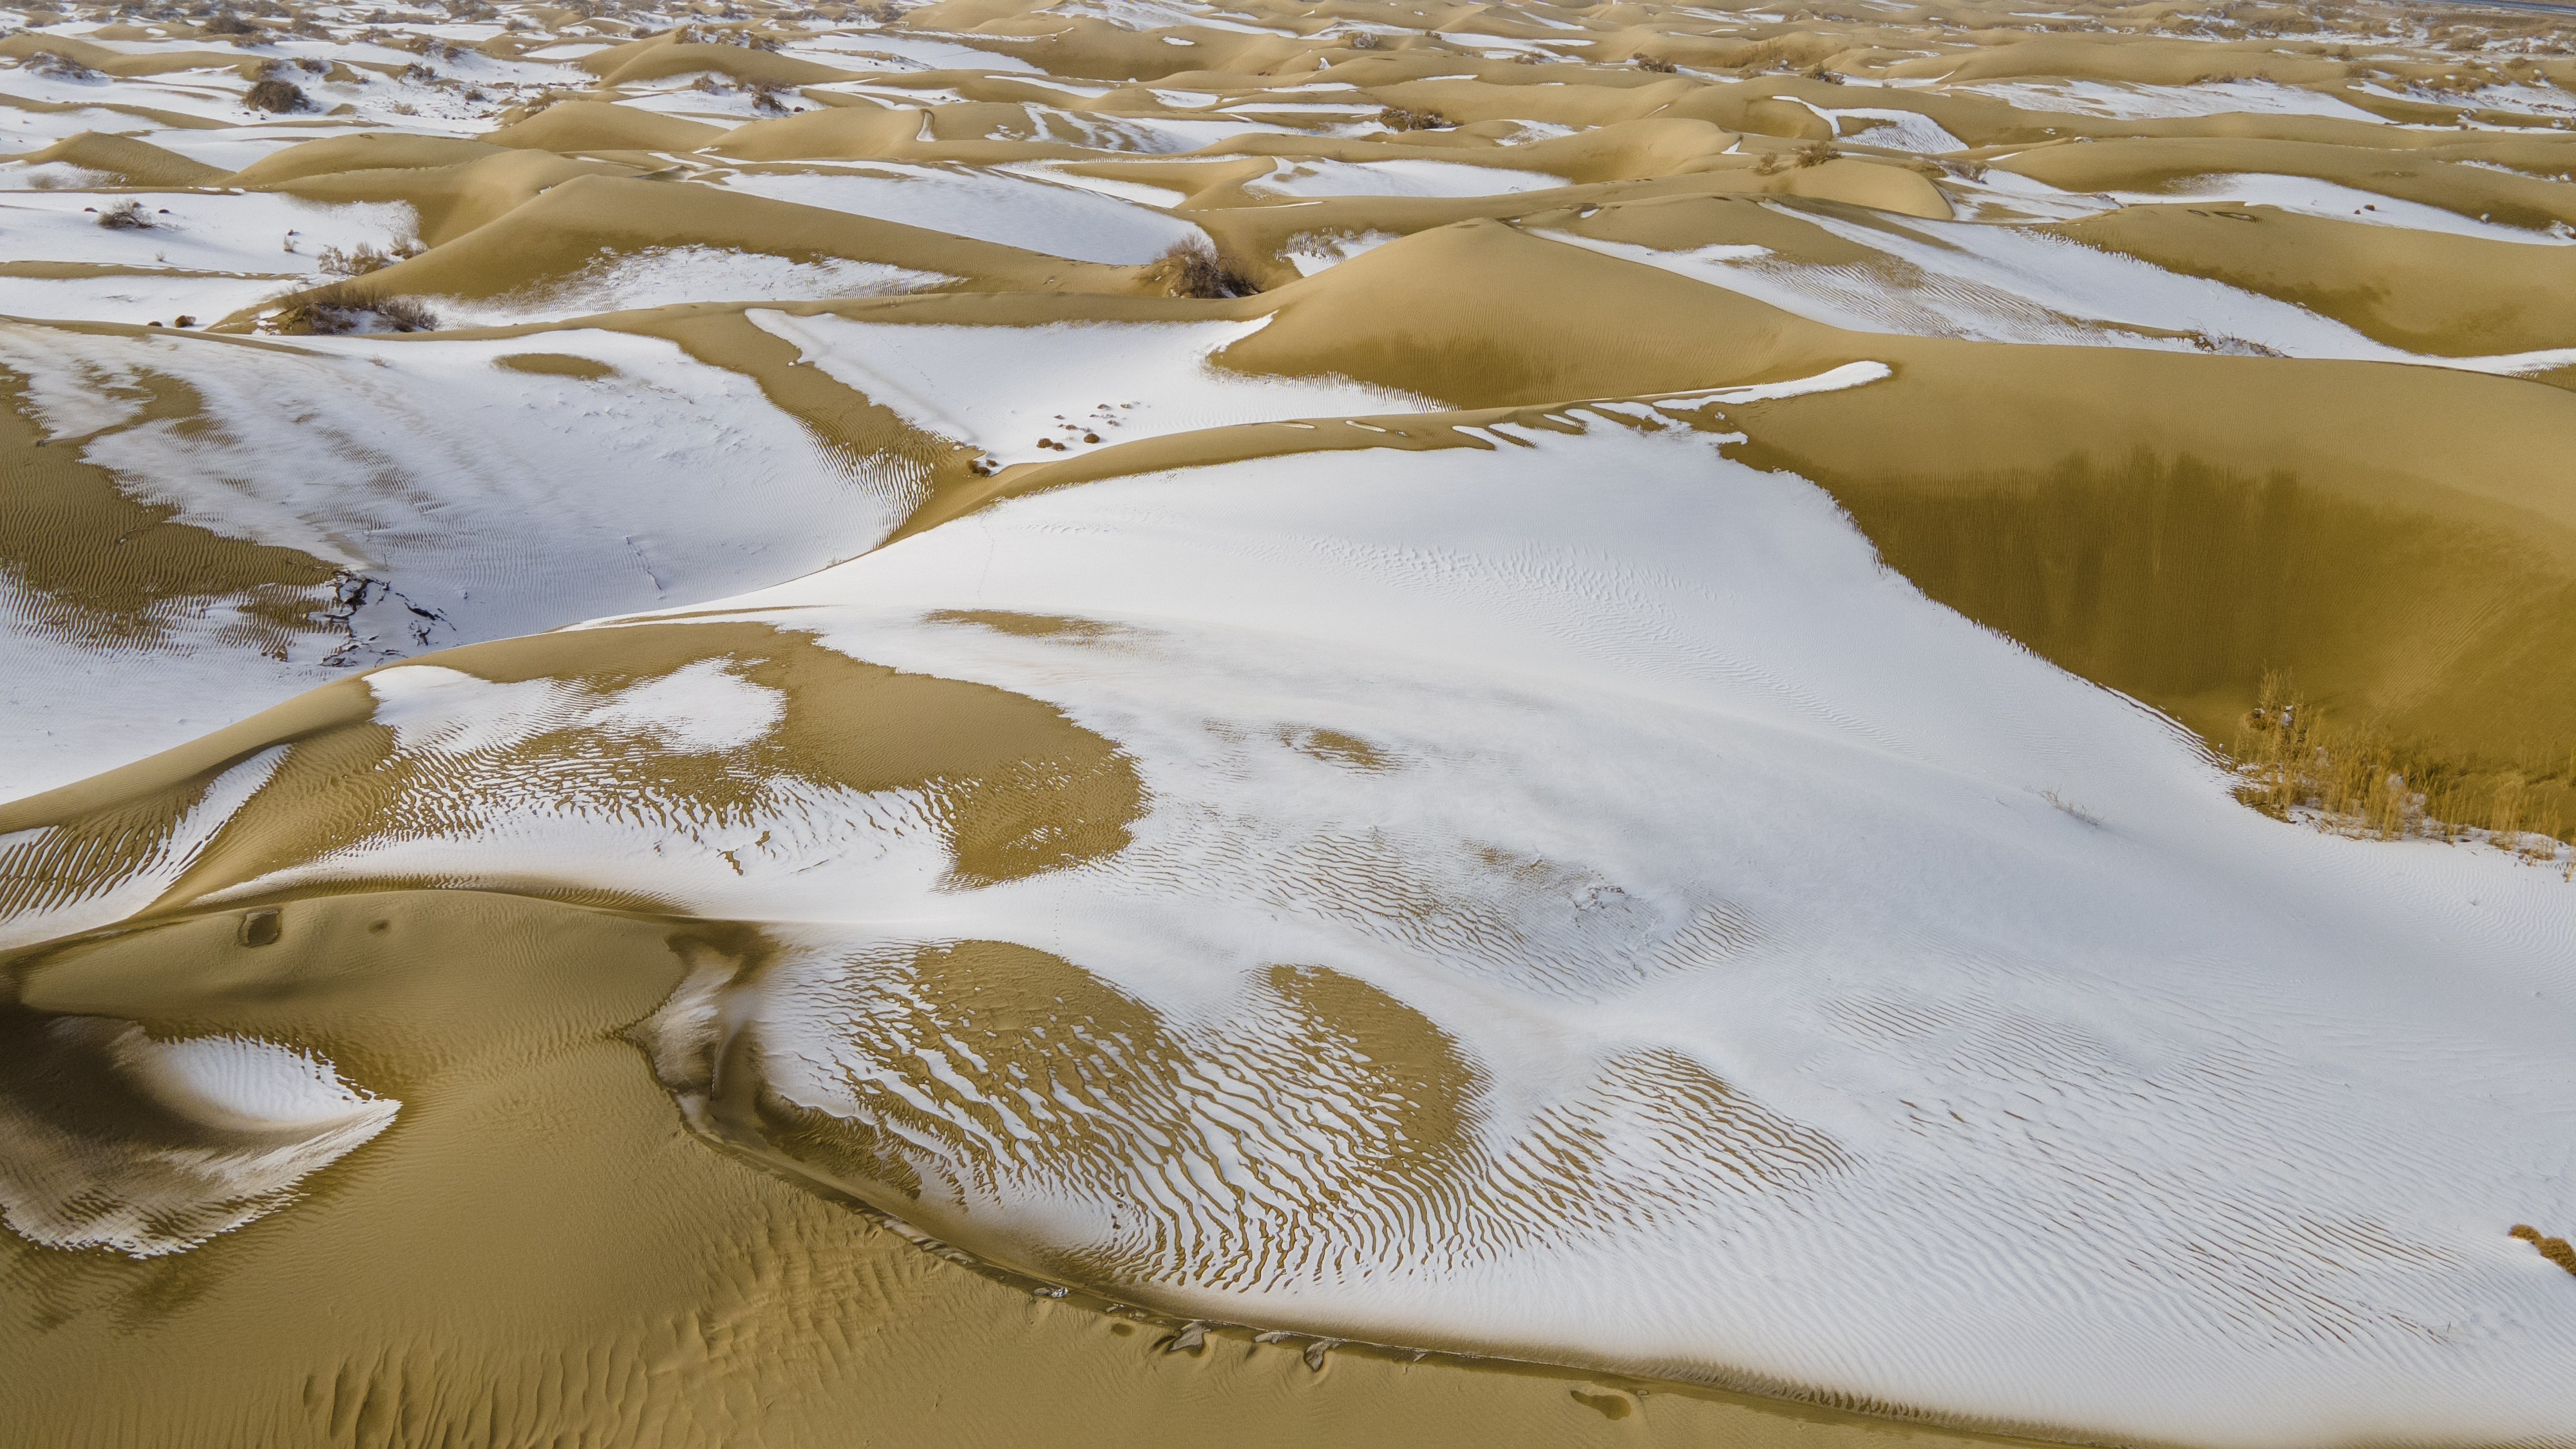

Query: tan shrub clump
[676,21,782,48]
[244,77,308,111]
[2233,670,2573,869]
[1378,104,1451,132]
[314,240,425,276]
[21,49,103,80]
[2510,1224,2576,1276]
[270,283,440,335]
[1148,241,1253,299]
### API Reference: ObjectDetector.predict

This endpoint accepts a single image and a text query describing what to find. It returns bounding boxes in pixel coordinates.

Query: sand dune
[4,0,2575,1444]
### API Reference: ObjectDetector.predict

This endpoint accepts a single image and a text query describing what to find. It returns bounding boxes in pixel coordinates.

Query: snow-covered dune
[4,0,2575,1445]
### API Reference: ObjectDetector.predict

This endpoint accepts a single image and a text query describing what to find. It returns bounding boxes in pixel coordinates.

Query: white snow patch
[1544,216,2576,372]
[745,310,1438,466]
[436,243,950,326]
[1960,77,2389,122]
[1245,156,1567,199]
[715,164,1208,263]
[368,657,783,756]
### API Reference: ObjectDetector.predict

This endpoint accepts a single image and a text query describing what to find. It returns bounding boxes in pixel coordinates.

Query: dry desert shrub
[93,198,153,229]
[2510,1224,2576,1276]
[2233,669,2572,866]
[244,75,307,109]
[1797,140,1841,167]
[21,48,103,79]
[1378,104,1450,132]
[315,239,423,276]
[198,7,251,31]
[1634,53,1677,73]
[1344,30,1380,49]
[271,283,440,334]
[677,21,780,46]
[1150,241,1253,299]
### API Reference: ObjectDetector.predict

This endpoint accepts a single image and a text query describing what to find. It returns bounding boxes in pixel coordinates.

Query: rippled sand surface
[5,0,2576,1443]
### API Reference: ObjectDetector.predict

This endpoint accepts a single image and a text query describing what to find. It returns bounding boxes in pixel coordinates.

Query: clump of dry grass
[1633,53,1676,73]
[687,71,794,109]
[270,283,440,335]
[2040,790,2102,827]
[1378,104,1451,132]
[2231,669,2572,869]
[244,76,307,110]
[676,21,781,48]
[198,7,251,32]
[21,48,102,80]
[314,239,423,276]
[1797,140,1841,167]
[2511,1223,2576,1276]
[1148,241,1253,299]
[93,198,153,229]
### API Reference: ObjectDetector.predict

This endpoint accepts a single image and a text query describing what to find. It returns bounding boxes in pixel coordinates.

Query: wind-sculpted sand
[3,0,2575,1444]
